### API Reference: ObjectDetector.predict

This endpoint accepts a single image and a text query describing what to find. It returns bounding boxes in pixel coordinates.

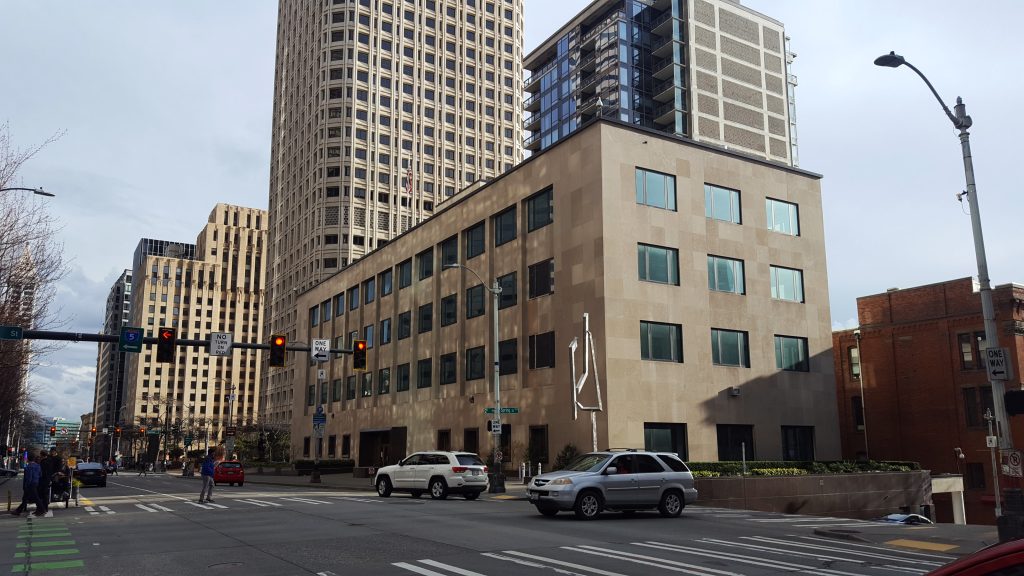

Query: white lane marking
[206,502,228,509]
[151,504,174,512]
[281,497,332,505]
[136,504,157,512]
[392,562,451,576]
[85,506,99,516]
[188,502,212,509]
[742,537,944,567]
[418,559,490,576]
[334,496,381,503]
[630,541,867,576]
[799,536,956,560]
[793,522,877,528]
[488,550,627,575]
[99,506,115,514]
[699,538,930,574]
[751,517,855,523]
[244,498,282,507]
[566,545,742,576]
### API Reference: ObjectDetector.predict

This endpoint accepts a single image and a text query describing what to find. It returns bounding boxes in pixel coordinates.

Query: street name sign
[484,407,519,414]
[209,332,233,357]
[0,326,23,340]
[312,339,330,363]
[119,326,144,353]
[986,347,1011,381]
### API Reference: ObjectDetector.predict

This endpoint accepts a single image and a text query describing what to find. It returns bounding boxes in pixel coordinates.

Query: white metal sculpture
[570,312,603,452]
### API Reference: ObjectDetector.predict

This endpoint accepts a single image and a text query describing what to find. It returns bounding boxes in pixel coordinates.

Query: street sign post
[986,347,1012,381]
[491,418,501,434]
[118,326,144,353]
[0,326,23,340]
[312,339,330,363]
[209,332,233,357]
[484,407,519,414]
[1005,450,1023,478]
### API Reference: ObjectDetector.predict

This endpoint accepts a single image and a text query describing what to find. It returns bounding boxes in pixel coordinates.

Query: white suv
[374,451,489,500]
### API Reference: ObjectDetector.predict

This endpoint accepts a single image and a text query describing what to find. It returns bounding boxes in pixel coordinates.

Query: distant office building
[263,0,527,426]
[30,417,80,453]
[833,277,1024,523]
[524,0,798,166]
[120,205,267,455]
[291,119,837,467]
[91,269,132,458]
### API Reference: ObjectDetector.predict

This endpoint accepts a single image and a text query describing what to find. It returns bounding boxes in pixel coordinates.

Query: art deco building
[90,269,132,458]
[120,205,267,454]
[524,0,799,166]
[291,119,838,466]
[263,0,526,426]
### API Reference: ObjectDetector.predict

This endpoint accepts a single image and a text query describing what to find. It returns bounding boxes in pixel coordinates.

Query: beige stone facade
[121,204,267,453]
[291,120,838,466]
[264,0,526,426]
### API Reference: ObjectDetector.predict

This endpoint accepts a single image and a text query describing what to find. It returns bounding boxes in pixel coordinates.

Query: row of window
[641,321,810,372]
[639,245,805,302]
[635,168,801,236]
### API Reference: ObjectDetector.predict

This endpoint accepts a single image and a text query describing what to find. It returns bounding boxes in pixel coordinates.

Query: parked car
[374,451,488,500]
[213,461,245,486]
[0,466,18,478]
[926,537,1024,575]
[877,513,934,525]
[527,450,698,520]
[75,462,107,487]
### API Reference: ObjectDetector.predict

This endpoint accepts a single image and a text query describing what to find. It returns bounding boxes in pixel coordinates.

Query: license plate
[471,470,480,476]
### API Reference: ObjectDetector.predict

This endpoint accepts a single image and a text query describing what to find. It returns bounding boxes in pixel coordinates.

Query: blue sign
[119,326,144,353]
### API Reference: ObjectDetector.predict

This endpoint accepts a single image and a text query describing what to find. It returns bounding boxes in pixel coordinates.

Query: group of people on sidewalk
[11,449,71,518]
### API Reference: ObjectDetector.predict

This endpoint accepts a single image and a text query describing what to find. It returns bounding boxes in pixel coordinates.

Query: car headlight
[548,477,573,486]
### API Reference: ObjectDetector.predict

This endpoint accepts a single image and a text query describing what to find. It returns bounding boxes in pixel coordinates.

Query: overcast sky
[2,1,1020,422]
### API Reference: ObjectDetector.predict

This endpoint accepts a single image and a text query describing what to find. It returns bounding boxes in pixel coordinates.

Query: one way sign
[986,347,1012,381]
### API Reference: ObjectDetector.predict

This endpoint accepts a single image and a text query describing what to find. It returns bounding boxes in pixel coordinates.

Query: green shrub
[750,468,807,476]
[691,470,720,478]
[552,444,581,471]
[687,460,920,476]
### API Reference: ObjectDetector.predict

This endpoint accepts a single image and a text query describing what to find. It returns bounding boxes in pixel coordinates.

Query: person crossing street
[198,448,216,504]
[11,453,42,516]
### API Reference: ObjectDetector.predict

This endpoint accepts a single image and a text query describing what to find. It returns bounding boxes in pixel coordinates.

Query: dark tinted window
[634,454,665,473]
[656,454,690,473]
[456,454,485,466]
[218,462,242,469]
[610,455,634,473]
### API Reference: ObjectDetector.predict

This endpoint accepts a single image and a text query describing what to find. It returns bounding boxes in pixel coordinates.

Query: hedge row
[686,460,919,476]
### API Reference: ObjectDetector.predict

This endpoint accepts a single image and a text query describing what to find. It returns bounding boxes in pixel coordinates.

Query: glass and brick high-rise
[524,0,799,166]
[263,0,525,425]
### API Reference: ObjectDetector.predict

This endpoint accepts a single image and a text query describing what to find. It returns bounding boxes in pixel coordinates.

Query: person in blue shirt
[11,453,41,516]
[198,448,216,504]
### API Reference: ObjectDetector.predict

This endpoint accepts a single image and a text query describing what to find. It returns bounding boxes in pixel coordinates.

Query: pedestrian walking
[198,448,216,504]
[109,458,118,475]
[11,453,41,516]
[137,459,149,477]
[36,450,56,516]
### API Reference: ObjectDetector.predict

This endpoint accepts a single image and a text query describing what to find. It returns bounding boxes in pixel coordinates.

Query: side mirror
[605,466,618,475]
[398,460,405,467]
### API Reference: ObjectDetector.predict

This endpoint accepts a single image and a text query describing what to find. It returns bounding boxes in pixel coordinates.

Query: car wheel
[376,476,393,497]
[429,477,448,500]
[538,506,559,517]
[573,491,602,520]
[463,491,479,501]
[658,490,683,518]
[410,490,423,499]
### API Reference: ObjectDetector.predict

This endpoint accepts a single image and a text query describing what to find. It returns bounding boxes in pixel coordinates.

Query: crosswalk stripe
[99,506,115,514]
[799,536,956,560]
[741,537,944,567]
[84,506,99,516]
[281,497,332,505]
[417,559,489,576]
[151,504,174,512]
[699,537,930,573]
[245,499,282,506]
[335,496,381,503]
[135,504,157,512]
[206,502,228,509]
[631,541,867,576]
[487,550,628,575]
[392,562,449,576]
[188,502,212,509]
[568,544,744,575]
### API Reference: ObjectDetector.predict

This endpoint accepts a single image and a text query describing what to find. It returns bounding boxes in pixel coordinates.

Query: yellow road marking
[490,495,519,500]
[80,498,93,505]
[885,539,959,552]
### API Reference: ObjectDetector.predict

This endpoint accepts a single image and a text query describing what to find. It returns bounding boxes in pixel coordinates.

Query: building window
[499,339,517,375]
[705,184,741,224]
[440,353,457,384]
[364,278,376,304]
[361,372,372,397]
[849,346,861,378]
[526,186,553,231]
[303,437,310,457]
[497,272,517,309]
[493,207,516,246]
[528,331,555,369]
[418,303,433,333]
[437,429,452,451]
[349,286,360,310]
[396,363,410,391]
[417,358,432,388]
[707,255,745,294]
[309,306,320,327]
[528,259,554,298]
[965,463,986,490]
[346,376,356,400]
[334,293,344,316]
[417,248,434,279]
[328,435,337,458]
[307,384,315,406]
[635,168,676,211]
[644,423,688,461]
[397,311,411,339]
[380,318,392,345]
[711,329,749,367]
[466,285,485,318]
[963,386,994,428]
[638,243,679,285]
[958,331,986,370]
[342,434,350,458]
[463,428,479,454]
[378,368,390,394]
[781,426,815,461]
[321,300,332,322]
[766,197,800,236]
[528,425,549,464]
[398,259,413,288]
[775,335,809,372]
[331,379,342,402]
[641,321,683,363]
[440,235,458,268]
[466,346,485,380]
[441,294,457,326]
[363,324,374,348]
[717,424,754,461]
[464,221,485,260]
[852,396,865,429]
[379,269,393,296]
[770,266,805,302]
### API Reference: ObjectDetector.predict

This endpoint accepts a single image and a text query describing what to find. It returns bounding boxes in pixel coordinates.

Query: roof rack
[603,447,639,452]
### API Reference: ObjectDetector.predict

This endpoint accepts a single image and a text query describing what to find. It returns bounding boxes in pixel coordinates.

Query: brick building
[833,277,1024,523]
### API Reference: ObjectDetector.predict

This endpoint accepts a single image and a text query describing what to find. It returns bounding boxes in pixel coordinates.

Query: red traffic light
[157,326,177,363]
[49,426,56,436]
[274,336,285,346]
[352,339,367,371]
[269,334,287,367]
[90,427,97,434]
[356,340,366,351]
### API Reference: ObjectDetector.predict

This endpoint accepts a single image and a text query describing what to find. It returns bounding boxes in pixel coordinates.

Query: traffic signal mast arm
[15,329,358,354]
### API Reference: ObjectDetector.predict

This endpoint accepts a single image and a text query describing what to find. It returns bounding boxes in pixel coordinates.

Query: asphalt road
[0,473,975,575]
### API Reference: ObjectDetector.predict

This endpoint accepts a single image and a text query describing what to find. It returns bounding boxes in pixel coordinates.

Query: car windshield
[218,462,241,469]
[560,454,611,472]
[456,454,484,466]
[77,463,103,470]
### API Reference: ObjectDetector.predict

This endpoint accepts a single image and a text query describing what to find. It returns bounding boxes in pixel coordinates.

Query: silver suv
[374,451,489,500]
[527,450,697,519]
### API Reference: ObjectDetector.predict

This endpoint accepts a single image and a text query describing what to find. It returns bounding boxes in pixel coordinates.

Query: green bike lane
[2,516,84,573]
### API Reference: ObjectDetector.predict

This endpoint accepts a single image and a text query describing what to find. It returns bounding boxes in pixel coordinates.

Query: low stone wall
[695,471,931,519]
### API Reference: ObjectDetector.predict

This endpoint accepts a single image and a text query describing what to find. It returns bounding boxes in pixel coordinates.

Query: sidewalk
[815,523,1000,556]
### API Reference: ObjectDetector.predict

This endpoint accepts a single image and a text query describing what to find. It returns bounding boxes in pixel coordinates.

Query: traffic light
[269,334,286,367]
[139,427,146,435]
[353,339,367,371]
[49,426,56,437]
[115,427,122,437]
[157,326,177,363]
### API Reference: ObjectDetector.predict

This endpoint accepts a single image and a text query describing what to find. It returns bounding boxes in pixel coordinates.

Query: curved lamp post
[0,187,54,197]
[875,51,1009,522]
[444,263,505,493]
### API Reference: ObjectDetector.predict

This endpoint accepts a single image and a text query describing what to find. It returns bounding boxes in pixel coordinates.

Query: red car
[213,461,244,486]
[927,537,1024,575]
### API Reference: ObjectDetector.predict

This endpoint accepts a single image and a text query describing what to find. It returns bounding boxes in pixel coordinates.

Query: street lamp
[444,262,505,493]
[875,50,1010,518]
[0,186,54,197]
